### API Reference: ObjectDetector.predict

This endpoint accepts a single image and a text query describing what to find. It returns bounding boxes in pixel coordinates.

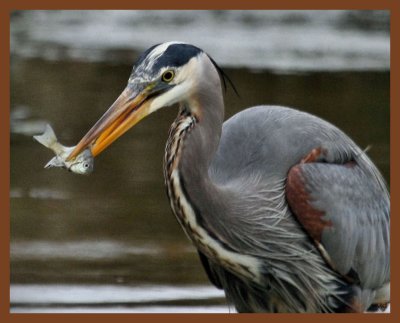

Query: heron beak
[67,83,154,160]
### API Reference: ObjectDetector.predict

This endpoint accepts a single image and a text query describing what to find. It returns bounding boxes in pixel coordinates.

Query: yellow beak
[67,83,153,160]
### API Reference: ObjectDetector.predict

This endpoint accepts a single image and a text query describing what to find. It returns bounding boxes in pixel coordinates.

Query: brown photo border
[1,0,398,322]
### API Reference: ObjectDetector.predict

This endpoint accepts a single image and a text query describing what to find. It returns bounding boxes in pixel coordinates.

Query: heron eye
[162,70,175,82]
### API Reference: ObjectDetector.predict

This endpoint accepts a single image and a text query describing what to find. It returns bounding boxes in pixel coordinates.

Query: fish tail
[33,124,58,148]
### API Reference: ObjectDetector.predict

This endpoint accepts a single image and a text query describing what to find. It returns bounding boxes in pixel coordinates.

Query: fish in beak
[67,80,171,161]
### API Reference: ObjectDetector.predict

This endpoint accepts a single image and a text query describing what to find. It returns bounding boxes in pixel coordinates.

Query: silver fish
[33,124,94,175]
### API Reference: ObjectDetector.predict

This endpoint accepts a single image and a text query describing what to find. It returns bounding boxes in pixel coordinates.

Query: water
[11,10,389,71]
[10,284,229,313]
[10,10,390,313]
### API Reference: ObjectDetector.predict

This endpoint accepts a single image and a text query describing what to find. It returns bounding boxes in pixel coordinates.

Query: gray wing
[204,105,389,310]
[286,147,390,291]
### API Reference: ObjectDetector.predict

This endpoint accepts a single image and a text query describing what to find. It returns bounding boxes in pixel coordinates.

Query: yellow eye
[162,70,175,82]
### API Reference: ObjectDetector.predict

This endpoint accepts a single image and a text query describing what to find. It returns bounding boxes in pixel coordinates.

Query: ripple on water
[10,284,229,313]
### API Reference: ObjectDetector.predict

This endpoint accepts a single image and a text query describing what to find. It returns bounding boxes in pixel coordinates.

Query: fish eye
[84,163,89,168]
[162,70,175,83]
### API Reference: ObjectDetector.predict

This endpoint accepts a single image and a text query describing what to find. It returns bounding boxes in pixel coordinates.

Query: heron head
[67,41,218,160]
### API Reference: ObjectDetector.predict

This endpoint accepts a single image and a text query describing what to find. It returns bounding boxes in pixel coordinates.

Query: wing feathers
[286,149,389,290]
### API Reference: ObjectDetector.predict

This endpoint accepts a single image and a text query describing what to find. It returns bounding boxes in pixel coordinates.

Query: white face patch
[130,44,214,117]
[148,55,202,113]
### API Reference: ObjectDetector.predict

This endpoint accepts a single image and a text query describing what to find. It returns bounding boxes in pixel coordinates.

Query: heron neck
[163,95,264,283]
[164,88,228,239]
[179,85,225,191]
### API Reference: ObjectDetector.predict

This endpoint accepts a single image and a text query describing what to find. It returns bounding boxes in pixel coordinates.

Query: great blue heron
[68,42,390,313]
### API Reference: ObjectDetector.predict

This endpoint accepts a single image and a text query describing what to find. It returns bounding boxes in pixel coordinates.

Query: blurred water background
[10,10,390,313]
